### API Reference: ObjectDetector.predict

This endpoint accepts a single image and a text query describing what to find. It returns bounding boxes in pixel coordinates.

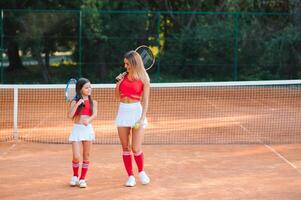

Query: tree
[0,0,81,82]
[79,0,156,82]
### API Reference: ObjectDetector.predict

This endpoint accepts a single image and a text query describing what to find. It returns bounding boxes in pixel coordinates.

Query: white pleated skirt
[69,124,95,142]
[115,102,147,128]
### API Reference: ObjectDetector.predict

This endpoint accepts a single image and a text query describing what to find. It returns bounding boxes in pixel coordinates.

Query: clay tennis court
[1,82,301,199]
[1,142,301,199]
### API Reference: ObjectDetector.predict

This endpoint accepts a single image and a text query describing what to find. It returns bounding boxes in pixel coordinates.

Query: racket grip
[115,72,127,82]
[78,97,85,107]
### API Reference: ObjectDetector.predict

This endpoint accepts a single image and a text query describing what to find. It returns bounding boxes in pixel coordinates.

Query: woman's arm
[140,82,150,122]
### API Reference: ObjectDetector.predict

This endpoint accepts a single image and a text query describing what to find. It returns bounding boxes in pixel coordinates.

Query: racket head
[115,45,155,81]
[65,78,77,102]
[135,45,155,71]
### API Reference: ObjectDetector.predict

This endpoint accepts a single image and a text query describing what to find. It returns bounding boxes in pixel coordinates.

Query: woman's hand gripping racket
[65,78,84,107]
[115,45,155,81]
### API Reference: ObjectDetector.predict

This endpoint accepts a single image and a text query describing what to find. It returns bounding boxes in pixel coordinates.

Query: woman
[115,50,151,187]
[68,78,97,188]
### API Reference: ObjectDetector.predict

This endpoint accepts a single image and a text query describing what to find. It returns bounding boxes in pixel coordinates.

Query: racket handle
[78,97,85,107]
[115,72,127,82]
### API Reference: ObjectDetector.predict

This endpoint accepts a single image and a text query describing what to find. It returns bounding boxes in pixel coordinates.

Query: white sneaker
[139,171,150,185]
[79,179,87,188]
[69,176,79,186]
[125,175,136,187]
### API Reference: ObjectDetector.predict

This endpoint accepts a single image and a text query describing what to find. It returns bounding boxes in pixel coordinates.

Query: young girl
[115,50,151,187]
[68,78,97,188]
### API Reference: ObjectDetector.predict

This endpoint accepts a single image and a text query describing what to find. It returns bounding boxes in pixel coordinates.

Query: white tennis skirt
[115,102,147,128]
[69,124,95,142]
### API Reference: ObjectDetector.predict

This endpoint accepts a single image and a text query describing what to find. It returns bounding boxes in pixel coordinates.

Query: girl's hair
[73,77,93,120]
[124,50,150,84]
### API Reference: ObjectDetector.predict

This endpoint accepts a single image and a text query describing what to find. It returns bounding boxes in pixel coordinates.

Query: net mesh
[1,80,301,144]
[0,88,14,142]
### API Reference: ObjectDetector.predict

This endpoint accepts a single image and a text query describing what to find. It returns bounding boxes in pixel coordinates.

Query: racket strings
[115,45,155,81]
[67,89,76,100]
[136,47,155,70]
[66,79,77,101]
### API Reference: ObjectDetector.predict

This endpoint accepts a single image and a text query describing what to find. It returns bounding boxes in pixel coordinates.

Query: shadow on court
[0,142,301,200]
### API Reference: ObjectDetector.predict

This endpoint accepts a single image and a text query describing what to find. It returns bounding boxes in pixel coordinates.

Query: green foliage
[3,64,78,84]
[80,1,158,83]
[238,14,301,80]
[1,0,301,83]
[160,14,234,81]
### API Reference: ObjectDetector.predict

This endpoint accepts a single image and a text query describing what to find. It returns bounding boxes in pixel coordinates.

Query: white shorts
[69,124,95,142]
[115,102,147,128]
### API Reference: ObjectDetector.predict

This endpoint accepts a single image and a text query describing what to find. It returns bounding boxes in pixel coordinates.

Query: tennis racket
[65,78,85,107]
[65,78,77,102]
[116,45,155,81]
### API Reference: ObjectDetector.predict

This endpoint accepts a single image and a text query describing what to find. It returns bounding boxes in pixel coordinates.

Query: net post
[13,86,18,141]
[156,11,161,82]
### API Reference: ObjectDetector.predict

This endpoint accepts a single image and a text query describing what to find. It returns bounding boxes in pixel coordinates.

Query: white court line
[239,123,301,176]
[207,95,300,175]
[1,112,60,157]
[239,124,250,133]
[264,144,301,175]
[0,143,16,157]
[241,98,301,175]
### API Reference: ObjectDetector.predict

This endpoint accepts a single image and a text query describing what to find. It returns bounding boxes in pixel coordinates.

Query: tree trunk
[6,39,23,70]
[4,11,23,71]
[99,47,107,80]
[32,49,50,83]
[45,49,50,68]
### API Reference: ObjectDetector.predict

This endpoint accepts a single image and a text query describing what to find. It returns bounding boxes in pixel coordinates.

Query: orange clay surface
[1,142,301,200]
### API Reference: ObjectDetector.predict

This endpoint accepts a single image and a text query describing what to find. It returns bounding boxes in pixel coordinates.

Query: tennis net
[1,80,301,144]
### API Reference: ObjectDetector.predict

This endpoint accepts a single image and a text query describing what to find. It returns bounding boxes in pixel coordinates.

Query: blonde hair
[124,50,150,84]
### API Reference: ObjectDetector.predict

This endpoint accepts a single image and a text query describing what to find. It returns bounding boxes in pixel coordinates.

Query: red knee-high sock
[80,161,89,180]
[122,151,133,176]
[72,160,79,177]
[134,151,144,173]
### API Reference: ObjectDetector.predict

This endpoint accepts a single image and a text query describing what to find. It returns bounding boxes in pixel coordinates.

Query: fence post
[156,12,161,82]
[78,10,83,77]
[233,13,240,81]
[0,9,3,84]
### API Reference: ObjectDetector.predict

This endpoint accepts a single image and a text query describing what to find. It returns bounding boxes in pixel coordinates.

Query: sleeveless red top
[74,99,92,116]
[119,75,144,101]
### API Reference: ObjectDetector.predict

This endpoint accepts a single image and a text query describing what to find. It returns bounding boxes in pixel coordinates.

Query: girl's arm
[87,100,98,124]
[68,99,84,119]
[140,82,150,122]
